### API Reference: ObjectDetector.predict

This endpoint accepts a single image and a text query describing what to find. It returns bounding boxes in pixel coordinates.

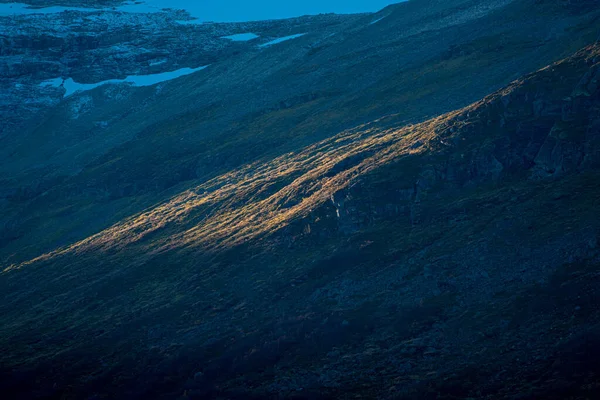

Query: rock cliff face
[1,1,600,399]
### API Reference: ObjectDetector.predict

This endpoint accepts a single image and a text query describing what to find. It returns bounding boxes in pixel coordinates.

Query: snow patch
[125,65,208,86]
[370,16,386,25]
[63,78,122,98]
[40,78,64,88]
[259,33,306,48]
[176,19,203,25]
[149,59,167,66]
[221,33,259,42]
[51,65,208,98]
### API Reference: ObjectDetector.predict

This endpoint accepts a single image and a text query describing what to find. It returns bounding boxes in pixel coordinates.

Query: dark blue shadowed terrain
[1,0,600,399]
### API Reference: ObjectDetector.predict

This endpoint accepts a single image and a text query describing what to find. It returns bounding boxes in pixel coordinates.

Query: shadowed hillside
[2,38,600,398]
[1,0,600,399]
[1,0,598,267]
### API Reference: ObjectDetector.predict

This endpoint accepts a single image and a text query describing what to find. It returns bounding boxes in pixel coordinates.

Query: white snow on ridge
[176,19,203,25]
[63,77,126,97]
[259,33,306,48]
[221,33,259,42]
[125,65,208,86]
[40,78,63,88]
[370,16,386,25]
[149,59,167,66]
[40,65,209,98]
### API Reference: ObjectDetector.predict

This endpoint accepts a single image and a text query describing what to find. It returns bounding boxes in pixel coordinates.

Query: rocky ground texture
[0,2,358,136]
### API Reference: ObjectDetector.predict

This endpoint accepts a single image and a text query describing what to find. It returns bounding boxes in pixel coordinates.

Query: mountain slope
[1,37,600,399]
[1,0,599,269]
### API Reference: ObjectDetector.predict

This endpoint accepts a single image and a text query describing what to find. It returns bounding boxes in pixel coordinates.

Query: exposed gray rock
[0,8,355,136]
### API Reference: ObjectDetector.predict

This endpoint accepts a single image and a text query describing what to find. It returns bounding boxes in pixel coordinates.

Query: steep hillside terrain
[1,0,600,399]
[1,0,598,267]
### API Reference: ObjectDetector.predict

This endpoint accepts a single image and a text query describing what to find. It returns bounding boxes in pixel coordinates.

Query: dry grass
[3,111,461,272]
[6,43,599,273]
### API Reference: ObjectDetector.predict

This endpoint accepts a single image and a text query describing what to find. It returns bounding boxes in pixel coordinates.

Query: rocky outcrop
[0,8,355,136]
